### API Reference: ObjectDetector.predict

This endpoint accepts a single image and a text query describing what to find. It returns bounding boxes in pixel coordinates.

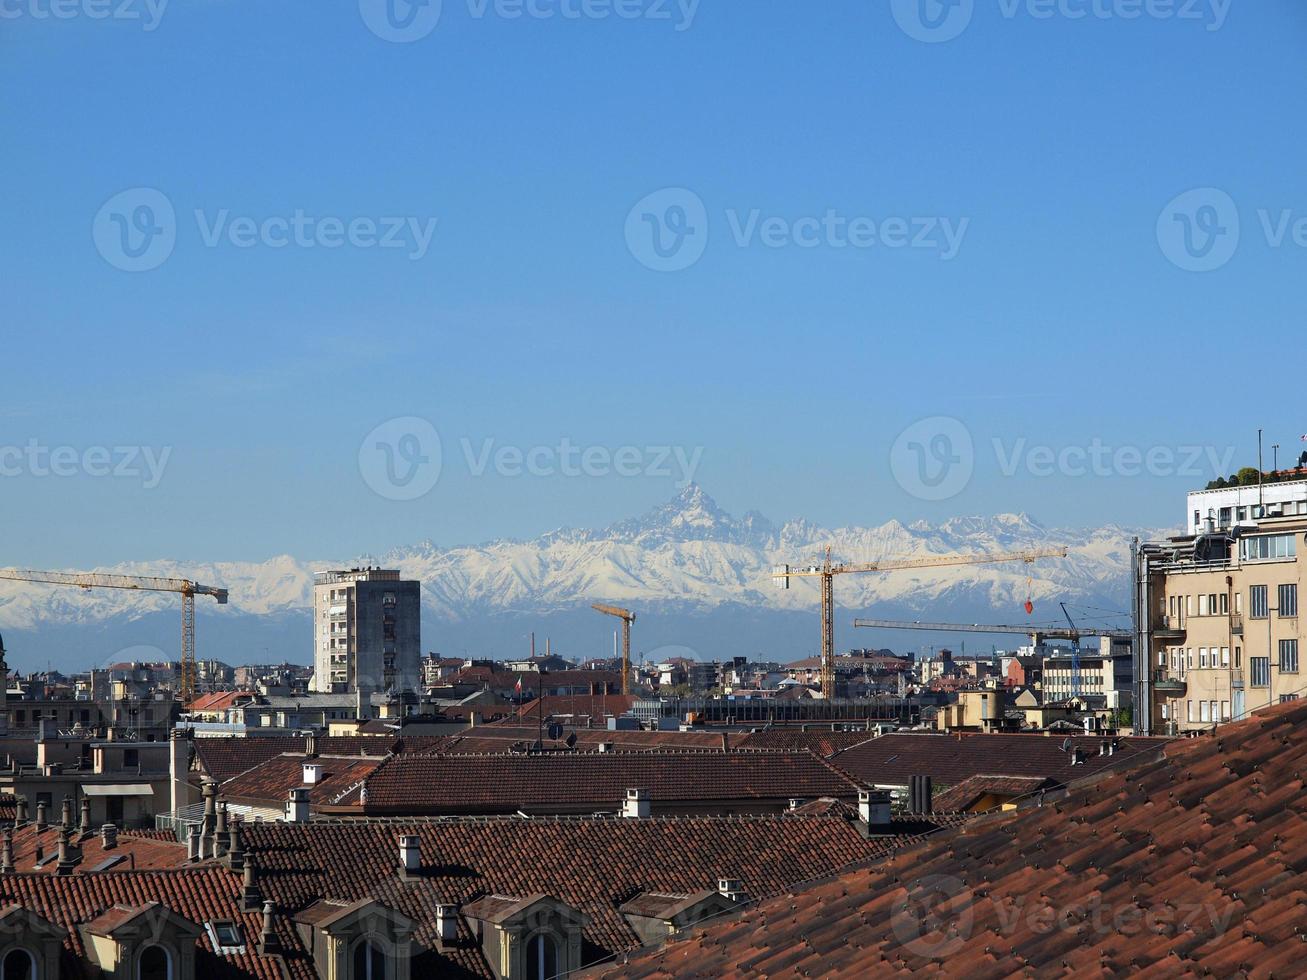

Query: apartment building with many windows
[311,567,421,695]
[1133,480,1306,734]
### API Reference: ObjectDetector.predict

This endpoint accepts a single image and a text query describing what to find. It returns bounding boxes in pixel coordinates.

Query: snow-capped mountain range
[0,487,1166,668]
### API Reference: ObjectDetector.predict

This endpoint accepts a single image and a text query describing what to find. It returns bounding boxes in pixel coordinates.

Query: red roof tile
[587,699,1307,978]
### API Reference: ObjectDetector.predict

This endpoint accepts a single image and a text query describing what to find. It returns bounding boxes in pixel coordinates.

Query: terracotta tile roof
[337,749,864,815]
[493,694,638,726]
[734,729,880,758]
[239,811,935,977]
[5,824,187,873]
[830,731,1170,788]
[193,735,432,784]
[586,698,1307,978]
[187,691,256,712]
[220,754,383,808]
[426,727,729,755]
[0,868,313,979]
[929,774,1054,812]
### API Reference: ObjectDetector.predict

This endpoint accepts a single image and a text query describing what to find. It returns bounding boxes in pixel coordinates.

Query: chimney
[435,904,459,945]
[622,788,650,819]
[214,803,230,858]
[858,789,892,829]
[302,762,324,786]
[79,797,92,837]
[60,796,73,830]
[259,901,281,956]
[597,742,614,754]
[101,824,118,850]
[721,732,730,753]
[285,788,310,824]
[55,828,75,876]
[788,798,804,811]
[228,823,245,872]
[0,830,13,874]
[14,797,27,828]
[241,862,263,912]
[187,824,202,862]
[717,878,746,903]
[35,800,47,832]
[201,778,218,835]
[398,834,421,877]
[305,732,317,757]
[908,775,933,815]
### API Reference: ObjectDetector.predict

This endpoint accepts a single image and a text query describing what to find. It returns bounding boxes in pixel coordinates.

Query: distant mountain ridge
[0,486,1167,668]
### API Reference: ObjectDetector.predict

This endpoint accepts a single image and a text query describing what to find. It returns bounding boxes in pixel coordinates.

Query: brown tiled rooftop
[333,748,864,815]
[220,754,383,808]
[830,730,1170,788]
[240,810,959,977]
[5,823,186,873]
[192,734,439,784]
[588,698,1307,978]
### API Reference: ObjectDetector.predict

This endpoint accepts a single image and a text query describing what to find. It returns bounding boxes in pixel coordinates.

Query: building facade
[1134,479,1306,734]
[311,568,421,695]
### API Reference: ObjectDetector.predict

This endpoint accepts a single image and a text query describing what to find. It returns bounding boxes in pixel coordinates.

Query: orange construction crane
[773,546,1068,697]
[591,603,635,695]
[0,568,228,701]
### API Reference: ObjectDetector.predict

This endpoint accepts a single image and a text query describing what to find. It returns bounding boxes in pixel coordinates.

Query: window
[1221,700,1230,721]
[1235,647,1242,668]
[1280,639,1299,674]
[1250,657,1270,687]
[1198,594,1209,616]
[1221,647,1230,667]
[123,749,139,768]
[1237,506,1247,521]
[2,949,35,980]
[1278,584,1297,618]
[1236,592,1243,614]
[1186,700,1194,722]
[1251,586,1269,619]
[138,946,170,980]
[1240,534,1297,561]
[1200,701,1210,722]
[352,940,385,980]
[1186,595,1194,616]
[1219,593,1229,615]
[1219,507,1232,527]
[1186,649,1194,670]
[1199,648,1208,668]
[526,933,559,980]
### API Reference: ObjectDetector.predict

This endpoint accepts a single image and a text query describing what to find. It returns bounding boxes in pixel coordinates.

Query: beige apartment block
[1135,482,1306,734]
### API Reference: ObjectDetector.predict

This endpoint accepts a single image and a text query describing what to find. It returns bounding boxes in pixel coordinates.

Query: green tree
[1236,467,1261,486]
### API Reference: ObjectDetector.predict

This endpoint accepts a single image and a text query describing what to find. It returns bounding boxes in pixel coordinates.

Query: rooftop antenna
[1258,429,1264,509]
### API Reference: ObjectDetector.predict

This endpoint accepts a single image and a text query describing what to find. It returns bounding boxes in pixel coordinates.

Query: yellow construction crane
[0,569,228,702]
[591,603,635,695]
[773,546,1068,697]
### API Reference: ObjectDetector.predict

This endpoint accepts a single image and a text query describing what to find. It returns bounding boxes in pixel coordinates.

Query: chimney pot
[435,904,459,944]
[399,834,421,875]
[101,824,119,850]
[858,789,892,828]
[622,788,651,819]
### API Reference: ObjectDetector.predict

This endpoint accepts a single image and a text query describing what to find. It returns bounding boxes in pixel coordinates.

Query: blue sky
[3,0,1306,567]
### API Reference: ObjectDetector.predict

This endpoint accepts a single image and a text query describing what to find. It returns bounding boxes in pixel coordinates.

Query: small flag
[515,677,523,695]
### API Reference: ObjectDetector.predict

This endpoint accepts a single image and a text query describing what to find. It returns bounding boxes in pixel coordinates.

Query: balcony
[1154,615,1186,639]
[1231,615,1243,636]
[1153,670,1187,696]
[1231,668,1244,690]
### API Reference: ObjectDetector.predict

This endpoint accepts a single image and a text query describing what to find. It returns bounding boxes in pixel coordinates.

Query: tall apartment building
[311,568,421,695]
[1133,479,1307,734]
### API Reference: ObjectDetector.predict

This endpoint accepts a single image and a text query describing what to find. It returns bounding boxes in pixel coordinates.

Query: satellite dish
[564,732,577,748]
[547,722,564,741]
